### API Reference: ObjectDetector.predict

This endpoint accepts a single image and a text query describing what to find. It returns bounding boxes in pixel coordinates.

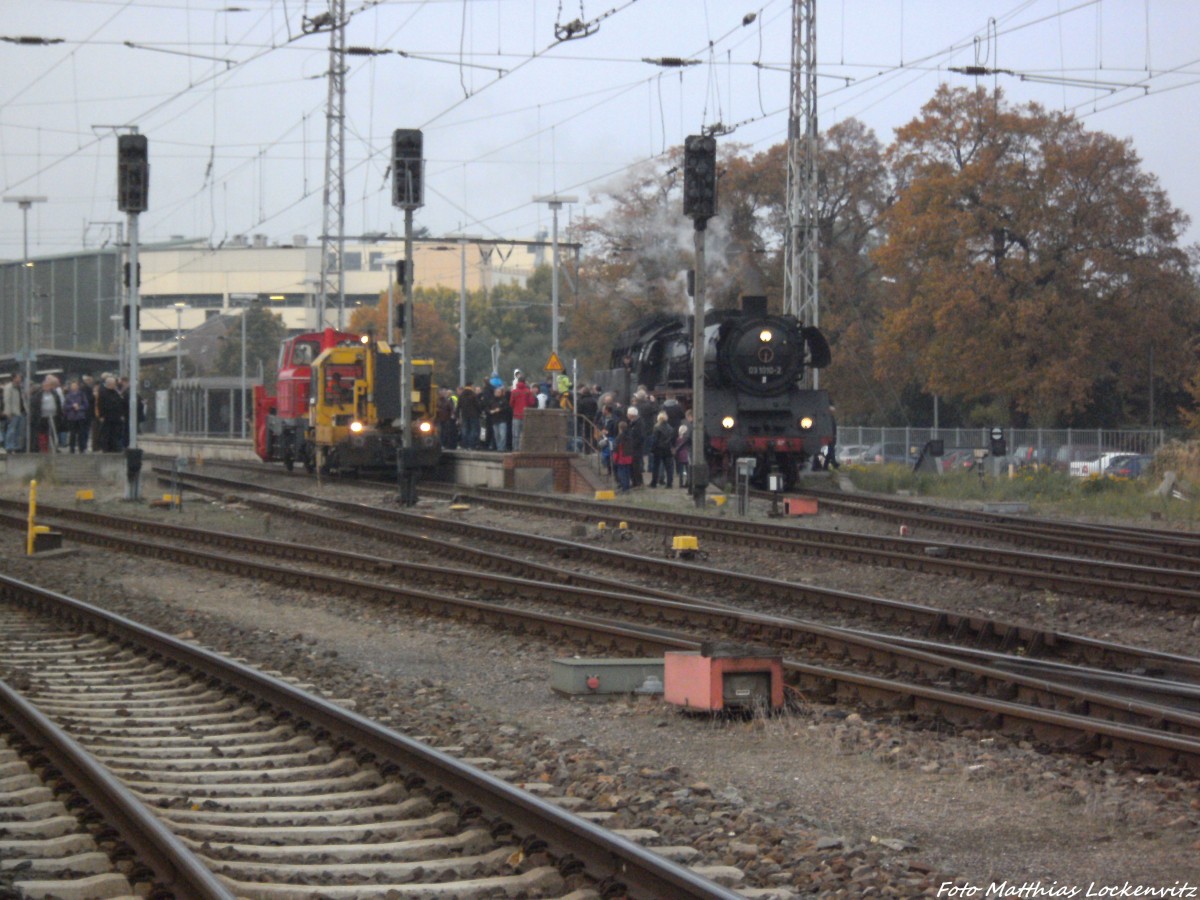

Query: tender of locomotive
[600,295,832,487]
[254,329,439,475]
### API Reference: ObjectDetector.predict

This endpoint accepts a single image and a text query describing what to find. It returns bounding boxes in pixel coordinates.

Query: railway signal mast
[784,0,819,388]
[683,133,718,508]
[392,128,424,507]
[117,131,148,500]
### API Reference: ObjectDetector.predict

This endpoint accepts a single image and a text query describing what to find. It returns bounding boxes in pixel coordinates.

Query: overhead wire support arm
[948,66,1145,95]
[554,0,639,43]
[1,35,64,45]
[642,57,700,67]
[555,19,599,41]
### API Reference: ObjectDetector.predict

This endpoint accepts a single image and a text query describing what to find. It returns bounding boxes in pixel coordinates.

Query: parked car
[1104,454,1155,479]
[1053,445,1104,473]
[1070,451,1130,478]
[939,447,984,472]
[1012,445,1052,467]
[865,442,917,465]
[837,444,871,466]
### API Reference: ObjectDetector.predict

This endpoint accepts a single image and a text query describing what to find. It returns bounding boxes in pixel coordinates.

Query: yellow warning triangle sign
[544,351,565,372]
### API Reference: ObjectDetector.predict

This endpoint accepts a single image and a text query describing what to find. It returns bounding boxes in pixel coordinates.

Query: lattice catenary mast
[784,0,819,387]
[317,0,347,330]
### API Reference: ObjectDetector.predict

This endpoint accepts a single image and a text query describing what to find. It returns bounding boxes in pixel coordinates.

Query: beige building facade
[136,236,544,354]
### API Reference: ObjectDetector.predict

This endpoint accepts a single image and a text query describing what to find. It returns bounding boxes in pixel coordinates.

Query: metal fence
[837,427,1167,465]
[170,376,262,439]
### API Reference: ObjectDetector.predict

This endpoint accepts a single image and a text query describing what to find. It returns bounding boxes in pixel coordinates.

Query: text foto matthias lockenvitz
[938,882,1199,899]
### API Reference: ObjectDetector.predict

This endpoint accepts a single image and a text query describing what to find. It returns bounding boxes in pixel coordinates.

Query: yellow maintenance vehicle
[304,335,440,475]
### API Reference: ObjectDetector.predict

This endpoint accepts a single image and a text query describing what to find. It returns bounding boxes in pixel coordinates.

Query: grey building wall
[0,249,121,356]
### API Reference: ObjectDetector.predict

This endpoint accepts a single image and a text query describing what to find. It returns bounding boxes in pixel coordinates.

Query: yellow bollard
[26,480,38,556]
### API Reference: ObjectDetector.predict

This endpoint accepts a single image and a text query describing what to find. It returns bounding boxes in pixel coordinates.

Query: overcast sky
[2,0,1198,264]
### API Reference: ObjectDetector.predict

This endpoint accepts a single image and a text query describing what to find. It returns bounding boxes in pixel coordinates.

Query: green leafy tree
[213,306,288,389]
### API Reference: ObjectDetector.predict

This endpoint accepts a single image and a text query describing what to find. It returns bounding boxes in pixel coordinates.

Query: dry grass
[1151,439,1200,486]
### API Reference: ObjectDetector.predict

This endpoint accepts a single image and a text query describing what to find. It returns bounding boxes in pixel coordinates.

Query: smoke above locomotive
[598,294,833,487]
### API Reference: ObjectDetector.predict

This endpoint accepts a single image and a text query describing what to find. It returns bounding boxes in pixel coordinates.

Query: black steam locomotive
[600,295,832,488]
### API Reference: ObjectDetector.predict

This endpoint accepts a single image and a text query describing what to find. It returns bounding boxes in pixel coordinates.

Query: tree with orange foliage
[349,286,458,385]
[874,85,1197,428]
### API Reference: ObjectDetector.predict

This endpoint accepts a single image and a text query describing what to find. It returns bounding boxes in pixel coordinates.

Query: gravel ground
[2,474,1199,897]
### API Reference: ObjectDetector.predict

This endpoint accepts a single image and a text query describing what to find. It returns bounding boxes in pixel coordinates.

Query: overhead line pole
[317,0,347,332]
[784,0,819,388]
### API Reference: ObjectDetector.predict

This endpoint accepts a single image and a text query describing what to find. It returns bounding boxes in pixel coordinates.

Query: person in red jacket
[509,375,535,451]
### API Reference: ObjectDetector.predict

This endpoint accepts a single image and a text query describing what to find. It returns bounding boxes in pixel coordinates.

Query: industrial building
[0,234,545,369]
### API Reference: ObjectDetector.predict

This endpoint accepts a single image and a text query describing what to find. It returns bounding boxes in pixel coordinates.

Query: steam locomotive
[600,295,832,488]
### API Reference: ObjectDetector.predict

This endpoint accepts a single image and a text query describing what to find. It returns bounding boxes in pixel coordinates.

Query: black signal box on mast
[683,134,717,221]
[392,129,424,209]
[117,134,149,213]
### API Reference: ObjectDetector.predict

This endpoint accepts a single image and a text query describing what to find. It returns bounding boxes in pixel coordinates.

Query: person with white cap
[672,423,691,488]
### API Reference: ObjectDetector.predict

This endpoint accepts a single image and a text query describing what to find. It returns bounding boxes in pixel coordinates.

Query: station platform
[0,436,610,497]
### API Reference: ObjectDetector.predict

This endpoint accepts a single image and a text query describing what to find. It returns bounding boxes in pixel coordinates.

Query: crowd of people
[434,369,579,453]
[0,372,145,455]
[592,387,693,493]
[434,368,696,494]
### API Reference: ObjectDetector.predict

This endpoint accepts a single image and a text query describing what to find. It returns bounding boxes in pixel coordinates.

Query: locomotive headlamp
[721,415,736,430]
[349,420,365,434]
[360,334,370,344]
[417,420,433,434]
[759,329,773,342]
[799,416,814,430]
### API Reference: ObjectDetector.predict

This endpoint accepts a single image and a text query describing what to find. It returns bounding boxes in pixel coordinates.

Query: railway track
[0,576,741,899]
[0,678,225,899]
[409,483,1200,609]
[790,485,1200,562]
[10,489,1200,775]
[133,470,1200,681]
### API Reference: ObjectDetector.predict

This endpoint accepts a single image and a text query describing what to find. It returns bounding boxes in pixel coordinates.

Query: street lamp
[4,195,47,452]
[173,302,189,381]
[446,235,481,387]
[533,194,576,359]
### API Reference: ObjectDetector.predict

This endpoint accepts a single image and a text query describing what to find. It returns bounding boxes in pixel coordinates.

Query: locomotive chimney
[741,295,768,316]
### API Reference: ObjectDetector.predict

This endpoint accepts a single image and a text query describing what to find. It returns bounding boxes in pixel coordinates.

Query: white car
[837,444,870,465]
[1069,451,1128,478]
